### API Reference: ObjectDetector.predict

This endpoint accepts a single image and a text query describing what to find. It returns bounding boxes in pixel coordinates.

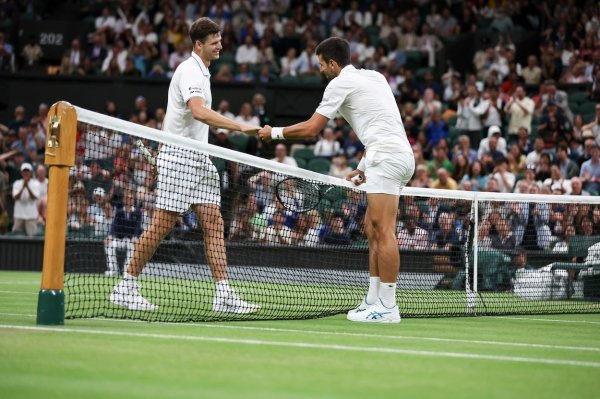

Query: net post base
[36,289,65,325]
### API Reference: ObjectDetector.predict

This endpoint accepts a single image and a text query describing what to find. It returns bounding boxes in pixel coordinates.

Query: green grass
[1,271,600,399]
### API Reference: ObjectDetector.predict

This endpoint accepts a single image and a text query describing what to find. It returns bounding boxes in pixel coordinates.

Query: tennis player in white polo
[111,17,260,313]
[259,37,415,323]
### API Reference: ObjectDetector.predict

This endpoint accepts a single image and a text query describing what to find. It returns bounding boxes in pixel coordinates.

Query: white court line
[0,281,38,285]
[1,324,599,368]
[1,312,598,353]
[0,290,36,295]
[494,316,600,325]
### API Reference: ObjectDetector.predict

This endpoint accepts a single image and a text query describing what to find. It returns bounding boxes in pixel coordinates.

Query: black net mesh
[64,117,600,322]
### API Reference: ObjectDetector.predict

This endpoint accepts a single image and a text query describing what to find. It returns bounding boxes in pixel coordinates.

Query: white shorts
[363,151,415,196]
[155,149,221,213]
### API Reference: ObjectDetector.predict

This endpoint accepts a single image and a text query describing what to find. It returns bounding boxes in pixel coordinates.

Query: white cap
[21,162,33,172]
[488,125,501,137]
[93,187,106,197]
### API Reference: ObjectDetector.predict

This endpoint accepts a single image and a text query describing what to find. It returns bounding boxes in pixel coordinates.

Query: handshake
[239,124,278,142]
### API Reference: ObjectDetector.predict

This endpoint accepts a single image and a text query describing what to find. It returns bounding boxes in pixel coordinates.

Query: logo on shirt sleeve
[189,86,203,95]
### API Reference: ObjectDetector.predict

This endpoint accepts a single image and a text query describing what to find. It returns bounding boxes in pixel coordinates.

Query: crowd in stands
[1,1,600,286]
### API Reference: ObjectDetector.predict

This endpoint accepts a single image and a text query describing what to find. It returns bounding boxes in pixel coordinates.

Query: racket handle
[351,175,364,185]
[135,139,156,166]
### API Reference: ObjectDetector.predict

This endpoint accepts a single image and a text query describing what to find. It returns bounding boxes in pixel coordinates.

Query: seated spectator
[414,88,442,128]
[214,64,233,82]
[478,125,507,160]
[236,35,259,65]
[491,217,516,251]
[425,111,448,152]
[322,215,351,246]
[410,164,433,188]
[432,212,460,250]
[525,137,545,168]
[293,40,320,77]
[271,143,297,167]
[491,158,516,193]
[432,168,458,190]
[216,99,235,120]
[234,63,255,82]
[460,160,488,192]
[397,205,429,249]
[452,135,478,165]
[427,144,454,176]
[579,143,600,194]
[506,143,526,175]
[521,55,542,86]
[452,154,470,182]
[329,154,352,179]
[543,165,570,194]
[279,47,298,77]
[314,127,340,159]
[260,209,292,245]
[247,171,274,211]
[535,153,553,182]
[570,176,590,196]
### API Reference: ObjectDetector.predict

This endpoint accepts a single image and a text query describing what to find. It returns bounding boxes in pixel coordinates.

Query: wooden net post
[36,101,77,325]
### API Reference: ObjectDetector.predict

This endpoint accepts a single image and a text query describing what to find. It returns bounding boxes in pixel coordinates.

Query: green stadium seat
[300,75,323,85]
[405,51,426,70]
[280,75,301,84]
[347,160,359,170]
[568,236,600,259]
[211,157,227,176]
[228,133,249,152]
[415,67,433,82]
[294,157,307,169]
[307,158,331,174]
[448,115,459,127]
[578,102,596,115]
[567,91,588,105]
[583,112,596,124]
[293,148,315,162]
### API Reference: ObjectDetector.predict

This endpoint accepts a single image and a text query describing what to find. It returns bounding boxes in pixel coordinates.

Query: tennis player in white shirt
[259,37,415,323]
[111,17,260,313]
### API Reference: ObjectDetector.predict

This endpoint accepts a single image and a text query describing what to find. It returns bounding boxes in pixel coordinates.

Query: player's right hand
[258,125,272,142]
[240,124,261,135]
[346,169,365,186]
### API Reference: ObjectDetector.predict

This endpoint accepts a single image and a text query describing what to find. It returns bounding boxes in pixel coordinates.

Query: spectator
[88,186,112,238]
[342,130,364,162]
[235,34,259,65]
[506,143,526,175]
[322,214,351,246]
[555,144,580,179]
[491,158,516,193]
[456,83,486,147]
[504,85,535,138]
[271,143,297,167]
[570,176,590,196]
[20,35,43,72]
[525,137,546,167]
[432,212,460,250]
[235,102,260,128]
[452,135,478,165]
[279,47,298,77]
[491,216,516,251]
[329,154,352,179]
[104,188,142,277]
[260,209,292,245]
[35,165,48,225]
[478,125,507,160]
[410,164,433,188]
[414,88,442,128]
[101,40,128,74]
[214,63,234,82]
[168,41,190,73]
[521,55,542,85]
[397,204,429,250]
[427,144,454,176]
[460,160,488,192]
[234,63,255,82]
[293,40,320,78]
[12,163,40,236]
[216,99,235,120]
[432,168,457,190]
[580,143,600,194]
[314,127,340,159]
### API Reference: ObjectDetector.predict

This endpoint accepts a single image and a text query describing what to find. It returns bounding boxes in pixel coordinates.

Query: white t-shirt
[316,65,412,154]
[12,179,40,219]
[163,51,212,147]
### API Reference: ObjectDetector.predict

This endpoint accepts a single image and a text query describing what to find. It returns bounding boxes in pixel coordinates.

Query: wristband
[271,127,284,140]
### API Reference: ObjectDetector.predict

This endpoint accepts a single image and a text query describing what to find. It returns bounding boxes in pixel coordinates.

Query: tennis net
[64,106,600,321]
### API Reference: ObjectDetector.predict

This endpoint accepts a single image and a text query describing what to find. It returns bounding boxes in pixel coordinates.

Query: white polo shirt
[316,65,412,154]
[163,51,212,144]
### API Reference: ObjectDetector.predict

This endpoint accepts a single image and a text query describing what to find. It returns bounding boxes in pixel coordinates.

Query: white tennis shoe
[347,299,401,323]
[346,297,373,320]
[212,289,260,314]
[110,280,158,311]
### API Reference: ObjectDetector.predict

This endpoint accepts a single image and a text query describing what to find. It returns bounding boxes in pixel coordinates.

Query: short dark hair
[189,17,220,45]
[315,37,350,67]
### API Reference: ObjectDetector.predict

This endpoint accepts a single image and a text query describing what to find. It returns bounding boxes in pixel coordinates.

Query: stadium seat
[583,112,596,124]
[448,115,459,127]
[405,51,426,70]
[415,67,433,82]
[567,91,588,105]
[211,157,227,176]
[280,75,301,84]
[300,75,323,85]
[578,102,596,115]
[228,133,249,152]
[294,148,315,162]
[307,158,331,174]
[294,157,307,169]
[347,160,358,169]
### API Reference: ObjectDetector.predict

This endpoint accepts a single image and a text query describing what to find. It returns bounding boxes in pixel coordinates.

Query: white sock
[216,280,230,297]
[379,282,397,308]
[366,276,380,304]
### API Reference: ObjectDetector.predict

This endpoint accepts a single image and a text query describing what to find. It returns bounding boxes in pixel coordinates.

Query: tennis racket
[275,177,334,213]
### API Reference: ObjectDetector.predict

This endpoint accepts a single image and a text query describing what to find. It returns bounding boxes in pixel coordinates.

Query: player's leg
[195,203,259,314]
[346,205,381,318]
[110,209,178,311]
[104,238,120,276]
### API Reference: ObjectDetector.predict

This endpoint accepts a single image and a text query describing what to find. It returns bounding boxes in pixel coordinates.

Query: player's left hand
[258,125,272,142]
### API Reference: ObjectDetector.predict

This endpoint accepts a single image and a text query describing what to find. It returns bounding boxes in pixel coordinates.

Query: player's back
[332,66,411,154]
